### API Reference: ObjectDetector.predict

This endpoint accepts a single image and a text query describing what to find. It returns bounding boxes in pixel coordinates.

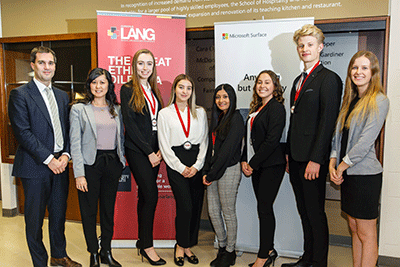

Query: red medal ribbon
[250,102,268,130]
[294,60,320,102]
[174,103,190,138]
[212,112,225,145]
[212,132,216,145]
[141,85,156,116]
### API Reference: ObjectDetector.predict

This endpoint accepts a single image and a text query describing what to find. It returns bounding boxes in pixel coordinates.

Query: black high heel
[174,243,184,266]
[136,240,141,256]
[140,248,166,266]
[248,249,278,267]
[269,248,278,266]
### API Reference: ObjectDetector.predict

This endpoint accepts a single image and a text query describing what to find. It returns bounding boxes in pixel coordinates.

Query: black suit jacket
[203,110,244,182]
[8,80,70,179]
[287,64,342,164]
[120,82,162,155]
[242,97,286,170]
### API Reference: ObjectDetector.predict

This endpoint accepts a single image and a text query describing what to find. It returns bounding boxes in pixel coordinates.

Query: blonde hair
[167,74,199,119]
[128,49,163,113]
[337,51,385,132]
[249,70,284,115]
[293,24,325,44]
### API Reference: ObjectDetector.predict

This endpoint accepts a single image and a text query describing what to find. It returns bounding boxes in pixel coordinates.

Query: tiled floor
[0,211,353,266]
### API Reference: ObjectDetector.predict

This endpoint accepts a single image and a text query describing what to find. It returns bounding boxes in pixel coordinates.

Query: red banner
[97,11,186,241]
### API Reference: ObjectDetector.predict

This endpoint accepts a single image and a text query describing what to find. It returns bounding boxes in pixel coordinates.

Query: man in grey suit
[8,46,81,267]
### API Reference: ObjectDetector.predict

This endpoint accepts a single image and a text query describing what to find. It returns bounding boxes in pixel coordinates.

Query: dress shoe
[210,246,226,267]
[100,250,122,267]
[218,250,236,267]
[50,256,82,267]
[140,247,167,265]
[174,243,184,266]
[269,248,278,263]
[248,249,278,267]
[136,240,141,256]
[90,252,100,267]
[184,251,199,264]
[281,257,312,267]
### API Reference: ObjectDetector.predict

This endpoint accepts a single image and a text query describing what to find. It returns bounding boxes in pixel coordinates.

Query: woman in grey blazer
[329,51,389,267]
[70,68,125,267]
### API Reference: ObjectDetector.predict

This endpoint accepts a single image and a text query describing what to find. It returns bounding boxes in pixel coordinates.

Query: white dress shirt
[157,104,208,174]
[33,78,69,164]
[142,83,159,131]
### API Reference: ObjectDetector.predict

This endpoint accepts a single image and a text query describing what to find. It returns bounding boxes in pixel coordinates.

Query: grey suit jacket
[70,103,125,178]
[330,93,389,175]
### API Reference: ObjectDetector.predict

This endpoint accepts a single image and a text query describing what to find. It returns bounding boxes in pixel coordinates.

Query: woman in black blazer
[202,84,244,267]
[241,70,286,267]
[120,49,166,265]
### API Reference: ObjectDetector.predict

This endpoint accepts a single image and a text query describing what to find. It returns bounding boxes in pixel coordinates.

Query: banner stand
[214,17,314,257]
[97,10,186,247]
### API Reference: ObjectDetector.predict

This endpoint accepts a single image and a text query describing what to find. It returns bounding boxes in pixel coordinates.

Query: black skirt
[341,172,382,219]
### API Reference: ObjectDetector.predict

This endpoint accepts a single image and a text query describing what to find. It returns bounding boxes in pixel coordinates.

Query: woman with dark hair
[329,51,389,267]
[120,49,165,265]
[70,68,125,267]
[158,74,208,266]
[241,70,286,267]
[202,84,244,267]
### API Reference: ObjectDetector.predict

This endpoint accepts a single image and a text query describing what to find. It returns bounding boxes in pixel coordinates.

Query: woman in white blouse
[158,74,208,266]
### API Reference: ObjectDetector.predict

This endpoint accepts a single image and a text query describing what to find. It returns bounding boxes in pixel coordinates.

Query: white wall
[0,1,18,212]
[379,0,400,258]
[1,164,17,210]
[0,1,2,37]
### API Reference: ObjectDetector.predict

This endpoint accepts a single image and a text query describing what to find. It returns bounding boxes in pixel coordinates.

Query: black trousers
[251,164,285,258]
[21,170,69,267]
[288,156,329,267]
[78,150,123,253]
[125,144,159,249]
[167,145,205,248]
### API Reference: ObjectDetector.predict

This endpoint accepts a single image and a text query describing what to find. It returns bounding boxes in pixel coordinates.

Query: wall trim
[378,255,400,266]
[329,234,352,247]
[2,207,17,217]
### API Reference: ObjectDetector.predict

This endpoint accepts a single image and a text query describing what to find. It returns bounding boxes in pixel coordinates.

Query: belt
[53,152,62,158]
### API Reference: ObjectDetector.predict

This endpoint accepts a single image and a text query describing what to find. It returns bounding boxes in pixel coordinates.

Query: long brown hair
[249,70,284,114]
[337,51,385,131]
[167,74,199,119]
[128,49,163,113]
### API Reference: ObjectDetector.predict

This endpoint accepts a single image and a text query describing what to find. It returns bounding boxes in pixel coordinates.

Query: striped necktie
[44,87,64,149]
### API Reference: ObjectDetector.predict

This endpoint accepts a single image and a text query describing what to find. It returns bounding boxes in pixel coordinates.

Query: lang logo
[121,26,155,42]
[107,27,118,39]
[222,33,229,40]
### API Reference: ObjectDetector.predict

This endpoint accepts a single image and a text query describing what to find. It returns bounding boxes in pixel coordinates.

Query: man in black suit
[8,46,81,267]
[282,25,342,267]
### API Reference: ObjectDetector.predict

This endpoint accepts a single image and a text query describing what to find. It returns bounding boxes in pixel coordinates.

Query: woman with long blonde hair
[329,51,389,267]
[120,49,166,265]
